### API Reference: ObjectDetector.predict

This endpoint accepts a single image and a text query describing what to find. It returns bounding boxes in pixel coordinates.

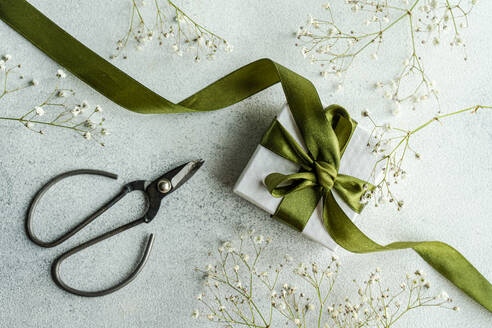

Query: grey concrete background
[0,0,491,327]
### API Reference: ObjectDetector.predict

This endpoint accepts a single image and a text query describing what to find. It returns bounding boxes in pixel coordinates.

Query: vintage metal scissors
[25,160,204,297]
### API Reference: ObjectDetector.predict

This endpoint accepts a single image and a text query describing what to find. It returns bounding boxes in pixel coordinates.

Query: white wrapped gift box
[233,103,376,251]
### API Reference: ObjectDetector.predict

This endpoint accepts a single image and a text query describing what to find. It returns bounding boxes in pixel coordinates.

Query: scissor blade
[143,160,204,223]
[169,159,204,191]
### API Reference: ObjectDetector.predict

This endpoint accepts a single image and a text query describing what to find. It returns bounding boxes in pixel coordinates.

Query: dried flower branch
[113,0,232,61]
[361,105,491,210]
[0,55,108,145]
[296,0,476,113]
[194,233,458,328]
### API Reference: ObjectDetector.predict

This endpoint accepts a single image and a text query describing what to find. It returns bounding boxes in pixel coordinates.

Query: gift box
[234,103,377,251]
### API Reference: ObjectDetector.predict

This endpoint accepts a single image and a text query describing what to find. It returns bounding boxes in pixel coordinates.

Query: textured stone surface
[0,1,491,327]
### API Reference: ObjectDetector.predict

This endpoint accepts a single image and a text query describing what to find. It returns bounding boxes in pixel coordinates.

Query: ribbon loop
[265,172,318,198]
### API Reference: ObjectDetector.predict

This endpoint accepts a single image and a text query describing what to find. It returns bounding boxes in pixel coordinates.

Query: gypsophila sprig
[296,0,477,113]
[193,234,458,328]
[0,55,108,146]
[113,0,231,61]
[361,105,491,210]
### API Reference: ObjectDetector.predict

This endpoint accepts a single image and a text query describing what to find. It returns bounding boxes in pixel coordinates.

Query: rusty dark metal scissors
[25,160,204,297]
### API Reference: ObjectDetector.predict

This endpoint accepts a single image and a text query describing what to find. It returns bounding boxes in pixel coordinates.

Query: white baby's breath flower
[224,42,233,53]
[254,235,264,244]
[71,107,81,116]
[84,120,95,129]
[1,58,109,145]
[241,253,249,262]
[193,234,458,327]
[34,106,45,116]
[56,69,67,79]
[301,47,309,58]
[294,0,476,115]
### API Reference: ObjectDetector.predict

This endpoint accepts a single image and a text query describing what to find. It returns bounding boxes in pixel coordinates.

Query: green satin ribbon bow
[1,0,491,312]
[260,105,372,231]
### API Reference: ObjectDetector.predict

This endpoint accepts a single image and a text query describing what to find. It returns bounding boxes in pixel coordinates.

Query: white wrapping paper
[233,103,376,251]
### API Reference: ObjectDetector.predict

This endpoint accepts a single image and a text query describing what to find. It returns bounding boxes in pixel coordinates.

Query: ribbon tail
[323,192,492,312]
[273,187,322,232]
[0,0,328,120]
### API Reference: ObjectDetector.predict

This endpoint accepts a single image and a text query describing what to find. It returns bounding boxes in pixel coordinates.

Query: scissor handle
[26,169,155,297]
[26,169,121,248]
[51,218,154,297]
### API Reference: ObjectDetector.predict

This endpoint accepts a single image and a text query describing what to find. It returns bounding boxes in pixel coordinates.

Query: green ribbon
[1,0,491,312]
[260,105,371,231]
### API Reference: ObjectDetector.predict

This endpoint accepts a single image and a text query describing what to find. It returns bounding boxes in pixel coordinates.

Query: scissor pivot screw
[157,179,172,193]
